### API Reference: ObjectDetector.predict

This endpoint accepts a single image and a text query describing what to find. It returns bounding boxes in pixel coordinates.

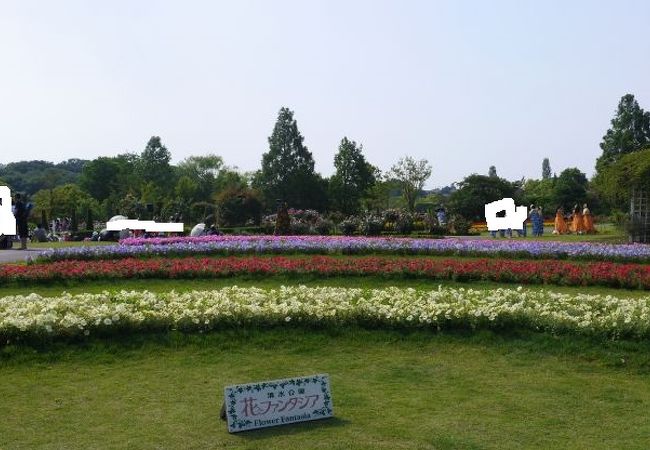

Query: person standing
[572,204,584,235]
[582,203,596,234]
[13,193,28,249]
[528,205,538,237]
[436,207,447,227]
[537,206,544,236]
[553,207,568,234]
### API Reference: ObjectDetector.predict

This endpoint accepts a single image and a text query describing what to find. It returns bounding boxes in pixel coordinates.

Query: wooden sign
[223,374,333,433]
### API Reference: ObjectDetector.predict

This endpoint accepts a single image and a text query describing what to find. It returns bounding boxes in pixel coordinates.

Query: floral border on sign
[225,374,332,431]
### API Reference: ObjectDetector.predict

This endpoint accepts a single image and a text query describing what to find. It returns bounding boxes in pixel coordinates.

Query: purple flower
[36,236,650,263]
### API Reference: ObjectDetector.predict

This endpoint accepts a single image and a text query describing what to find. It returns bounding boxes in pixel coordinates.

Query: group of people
[553,204,596,235]
[489,203,596,238]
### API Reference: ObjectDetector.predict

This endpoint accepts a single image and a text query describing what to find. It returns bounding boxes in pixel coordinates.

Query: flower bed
[37,236,650,263]
[4,256,650,289]
[1,286,649,342]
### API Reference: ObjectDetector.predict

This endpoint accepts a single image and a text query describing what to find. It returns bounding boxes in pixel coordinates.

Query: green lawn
[478,223,626,243]
[1,328,649,449]
[26,240,114,249]
[2,246,648,449]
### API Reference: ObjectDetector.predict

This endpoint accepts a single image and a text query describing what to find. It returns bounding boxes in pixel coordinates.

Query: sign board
[223,374,333,433]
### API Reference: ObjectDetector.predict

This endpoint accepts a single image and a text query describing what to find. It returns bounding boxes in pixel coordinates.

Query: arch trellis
[630,187,649,243]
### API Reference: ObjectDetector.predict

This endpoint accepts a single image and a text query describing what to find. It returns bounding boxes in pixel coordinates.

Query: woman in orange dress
[582,203,596,233]
[553,207,568,234]
[572,204,584,234]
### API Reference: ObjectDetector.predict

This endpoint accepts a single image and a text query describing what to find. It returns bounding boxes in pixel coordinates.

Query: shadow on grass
[229,416,350,440]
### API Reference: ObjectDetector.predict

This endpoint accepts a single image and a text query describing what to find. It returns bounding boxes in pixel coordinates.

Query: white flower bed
[1,286,649,341]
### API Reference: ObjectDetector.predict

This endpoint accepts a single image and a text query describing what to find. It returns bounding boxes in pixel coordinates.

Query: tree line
[1,93,649,230]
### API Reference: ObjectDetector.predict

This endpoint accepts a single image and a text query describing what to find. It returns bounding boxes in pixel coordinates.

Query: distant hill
[0,159,88,196]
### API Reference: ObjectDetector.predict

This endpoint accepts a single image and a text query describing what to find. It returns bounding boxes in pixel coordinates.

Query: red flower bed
[2,256,650,289]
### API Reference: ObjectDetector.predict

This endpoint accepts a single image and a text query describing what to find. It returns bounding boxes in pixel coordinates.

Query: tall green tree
[138,136,175,193]
[595,148,650,209]
[552,168,588,209]
[542,158,552,179]
[596,94,650,173]
[389,156,432,212]
[329,137,376,215]
[80,157,125,202]
[254,107,327,210]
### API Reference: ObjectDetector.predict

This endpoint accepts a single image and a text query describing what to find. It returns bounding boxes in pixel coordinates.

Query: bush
[450,215,472,236]
[290,220,312,235]
[395,213,414,235]
[361,214,383,236]
[314,219,334,235]
[428,225,447,236]
[339,218,358,236]
[216,188,263,227]
[382,209,401,223]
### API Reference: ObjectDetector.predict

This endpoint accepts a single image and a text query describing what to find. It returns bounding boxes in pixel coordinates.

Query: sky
[0,0,649,188]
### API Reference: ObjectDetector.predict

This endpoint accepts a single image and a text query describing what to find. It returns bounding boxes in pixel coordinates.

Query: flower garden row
[5,255,650,289]
[37,236,650,263]
[2,286,648,342]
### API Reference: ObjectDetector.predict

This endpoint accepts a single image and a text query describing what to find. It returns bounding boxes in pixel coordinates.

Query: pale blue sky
[1,0,648,187]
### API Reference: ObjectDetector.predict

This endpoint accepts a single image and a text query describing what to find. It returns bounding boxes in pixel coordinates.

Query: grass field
[2,328,650,450]
[478,223,626,243]
[26,241,115,249]
[2,233,648,449]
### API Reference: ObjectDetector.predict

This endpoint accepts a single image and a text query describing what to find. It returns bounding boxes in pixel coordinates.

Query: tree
[596,94,650,173]
[215,168,248,193]
[174,175,199,221]
[362,175,400,212]
[389,156,432,212]
[552,168,588,209]
[177,154,224,199]
[254,107,327,210]
[329,137,376,215]
[448,174,520,221]
[138,136,175,193]
[593,148,650,210]
[80,157,125,202]
[216,187,263,227]
[523,178,554,212]
[85,208,94,231]
[41,209,48,229]
[488,166,497,178]
[56,158,88,173]
[33,184,97,220]
[542,158,552,179]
